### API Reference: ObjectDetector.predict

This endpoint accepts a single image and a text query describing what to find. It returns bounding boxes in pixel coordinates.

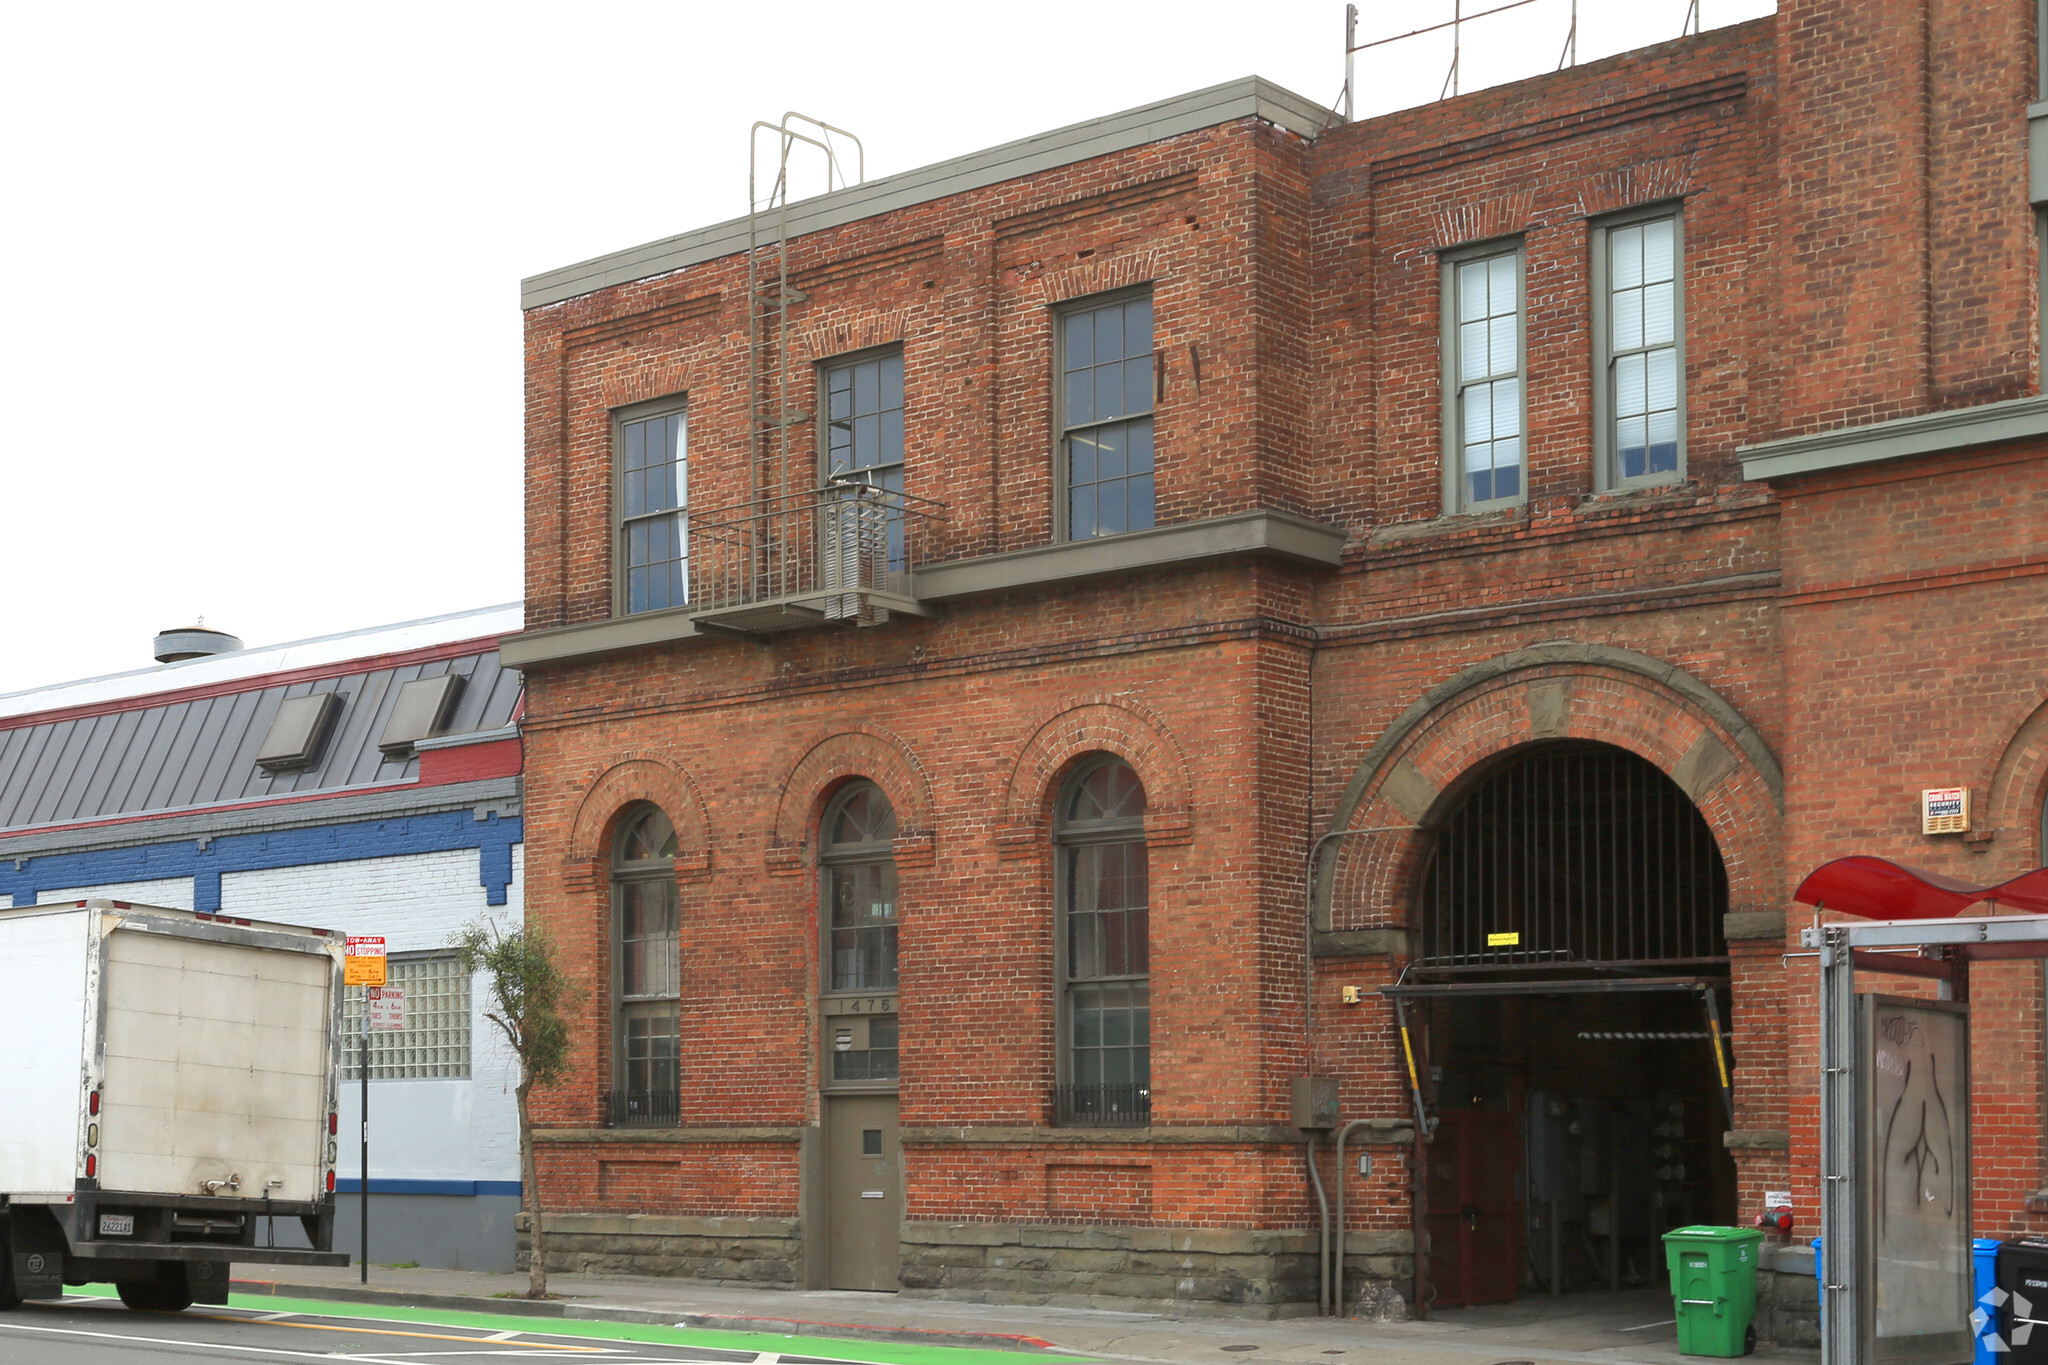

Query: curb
[229,1279,1067,1354]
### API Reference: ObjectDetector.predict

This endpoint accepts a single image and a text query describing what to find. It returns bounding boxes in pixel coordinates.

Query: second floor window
[617,402,688,615]
[1596,212,1684,487]
[822,350,906,574]
[1058,292,1155,540]
[1444,246,1525,511]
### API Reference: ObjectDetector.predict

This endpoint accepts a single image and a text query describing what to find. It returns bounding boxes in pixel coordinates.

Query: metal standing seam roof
[0,649,523,836]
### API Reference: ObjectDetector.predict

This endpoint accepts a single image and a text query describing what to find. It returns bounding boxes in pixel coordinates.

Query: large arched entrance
[1399,741,1738,1308]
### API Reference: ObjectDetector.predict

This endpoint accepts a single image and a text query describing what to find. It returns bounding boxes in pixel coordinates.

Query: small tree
[458,919,578,1299]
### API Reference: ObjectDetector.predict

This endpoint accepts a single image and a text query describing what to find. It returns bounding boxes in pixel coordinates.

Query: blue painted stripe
[0,808,522,909]
[332,1179,521,1197]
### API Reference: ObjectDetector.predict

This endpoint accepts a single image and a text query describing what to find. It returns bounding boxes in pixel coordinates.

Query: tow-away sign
[345,936,387,987]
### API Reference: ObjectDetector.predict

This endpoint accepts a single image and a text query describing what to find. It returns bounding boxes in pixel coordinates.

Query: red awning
[1793,856,2048,919]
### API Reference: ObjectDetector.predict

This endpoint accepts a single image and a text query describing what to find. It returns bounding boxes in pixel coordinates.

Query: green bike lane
[0,1287,1097,1365]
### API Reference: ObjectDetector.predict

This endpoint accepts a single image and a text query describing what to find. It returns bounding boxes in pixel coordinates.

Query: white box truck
[0,899,349,1311]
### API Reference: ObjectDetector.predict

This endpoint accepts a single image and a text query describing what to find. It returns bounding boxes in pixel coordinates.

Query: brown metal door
[1425,1110,1519,1306]
[826,1095,901,1291]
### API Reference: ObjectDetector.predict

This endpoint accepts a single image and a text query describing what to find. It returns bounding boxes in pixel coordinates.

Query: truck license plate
[98,1213,134,1237]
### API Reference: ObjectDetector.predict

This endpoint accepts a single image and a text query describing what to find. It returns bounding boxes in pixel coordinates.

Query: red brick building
[502,2,2048,1322]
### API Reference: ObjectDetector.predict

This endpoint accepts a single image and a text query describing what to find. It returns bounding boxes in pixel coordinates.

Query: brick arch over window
[1317,644,1783,932]
[563,754,714,896]
[998,698,1195,859]
[766,725,936,874]
[1987,695,2048,866]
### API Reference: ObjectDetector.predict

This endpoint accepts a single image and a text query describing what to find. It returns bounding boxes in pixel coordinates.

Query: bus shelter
[1797,859,2048,1365]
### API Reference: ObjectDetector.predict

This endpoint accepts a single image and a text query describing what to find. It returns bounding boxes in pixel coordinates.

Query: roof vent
[378,672,465,756]
[154,625,243,663]
[256,692,343,774]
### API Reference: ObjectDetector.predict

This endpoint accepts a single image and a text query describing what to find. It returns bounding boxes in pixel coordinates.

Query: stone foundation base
[514,1212,799,1287]
[1756,1242,1820,1347]
[900,1221,1414,1319]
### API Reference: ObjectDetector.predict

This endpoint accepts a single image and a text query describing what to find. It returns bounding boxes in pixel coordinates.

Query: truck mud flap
[5,1211,67,1301]
[187,1259,229,1306]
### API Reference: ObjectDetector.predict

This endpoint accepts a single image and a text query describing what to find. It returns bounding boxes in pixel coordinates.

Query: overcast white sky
[0,0,1773,697]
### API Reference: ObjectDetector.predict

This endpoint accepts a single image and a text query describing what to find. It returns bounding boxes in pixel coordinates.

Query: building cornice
[1739,394,2048,482]
[0,777,521,863]
[521,77,1330,310]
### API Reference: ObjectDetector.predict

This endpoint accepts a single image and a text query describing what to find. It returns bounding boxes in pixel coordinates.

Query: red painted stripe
[418,738,523,786]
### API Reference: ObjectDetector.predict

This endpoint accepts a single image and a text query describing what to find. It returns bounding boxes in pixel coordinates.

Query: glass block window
[822,783,898,994]
[1059,293,1155,540]
[1606,216,1681,483]
[1450,250,1523,507]
[618,406,688,614]
[1055,758,1151,1120]
[823,351,906,572]
[342,955,471,1080]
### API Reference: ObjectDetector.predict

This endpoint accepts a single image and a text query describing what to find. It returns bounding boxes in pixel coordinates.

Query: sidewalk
[231,1263,1822,1365]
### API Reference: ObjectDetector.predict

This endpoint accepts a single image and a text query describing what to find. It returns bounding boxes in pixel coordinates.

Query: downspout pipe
[1300,823,1415,1318]
[1330,1117,1377,1316]
[1305,1130,1331,1316]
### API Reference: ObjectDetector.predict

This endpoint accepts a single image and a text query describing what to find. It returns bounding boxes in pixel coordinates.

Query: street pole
[360,999,369,1284]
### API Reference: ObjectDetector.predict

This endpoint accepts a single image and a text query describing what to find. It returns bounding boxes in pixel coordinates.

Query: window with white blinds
[342,954,472,1080]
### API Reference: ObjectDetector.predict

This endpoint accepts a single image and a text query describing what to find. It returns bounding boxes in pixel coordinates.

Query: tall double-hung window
[1594,211,1685,487]
[611,805,679,1125]
[1443,246,1526,510]
[1057,292,1155,540]
[1054,758,1150,1126]
[616,401,688,615]
[822,350,907,575]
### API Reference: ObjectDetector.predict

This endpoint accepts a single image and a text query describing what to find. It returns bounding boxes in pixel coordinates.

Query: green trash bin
[1662,1225,1764,1357]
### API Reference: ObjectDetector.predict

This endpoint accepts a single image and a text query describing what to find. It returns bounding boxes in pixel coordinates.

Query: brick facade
[513,4,2048,1317]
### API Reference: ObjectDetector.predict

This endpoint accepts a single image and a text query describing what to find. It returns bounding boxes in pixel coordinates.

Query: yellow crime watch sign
[1486,931,1521,947]
[344,935,387,986]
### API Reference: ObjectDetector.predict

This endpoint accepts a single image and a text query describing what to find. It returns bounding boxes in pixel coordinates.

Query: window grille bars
[1054,1083,1152,1127]
[1416,745,1728,971]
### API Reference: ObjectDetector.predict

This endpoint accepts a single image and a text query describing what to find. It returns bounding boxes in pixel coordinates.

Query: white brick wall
[19,847,524,1186]
[37,877,195,910]
[224,847,525,1184]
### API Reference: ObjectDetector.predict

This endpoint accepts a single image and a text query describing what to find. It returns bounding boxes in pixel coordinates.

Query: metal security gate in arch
[1416,742,1729,974]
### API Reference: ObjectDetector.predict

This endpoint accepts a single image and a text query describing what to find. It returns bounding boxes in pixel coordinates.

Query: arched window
[1054,757,1149,1125]
[821,782,898,994]
[611,805,679,1124]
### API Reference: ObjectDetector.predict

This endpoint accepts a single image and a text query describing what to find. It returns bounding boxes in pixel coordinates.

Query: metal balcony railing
[683,480,945,633]
[1054,1083,1152,1127]
[605,1089,680,1128]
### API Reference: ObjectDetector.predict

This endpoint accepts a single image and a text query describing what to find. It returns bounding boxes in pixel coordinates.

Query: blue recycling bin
[1976,1239,2005,1365]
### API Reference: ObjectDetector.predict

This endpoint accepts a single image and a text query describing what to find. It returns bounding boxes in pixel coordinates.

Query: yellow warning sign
[1486,931,1521,947]
[344,935,387,986]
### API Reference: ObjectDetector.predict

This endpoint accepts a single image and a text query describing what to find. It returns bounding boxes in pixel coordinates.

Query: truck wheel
[117,1265,194,1313]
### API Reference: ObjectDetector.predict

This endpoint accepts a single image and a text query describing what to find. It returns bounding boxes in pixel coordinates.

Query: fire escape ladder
[745,115,863,605]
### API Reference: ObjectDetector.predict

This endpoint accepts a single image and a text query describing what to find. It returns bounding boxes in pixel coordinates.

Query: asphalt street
[0,1292,1087,1365]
